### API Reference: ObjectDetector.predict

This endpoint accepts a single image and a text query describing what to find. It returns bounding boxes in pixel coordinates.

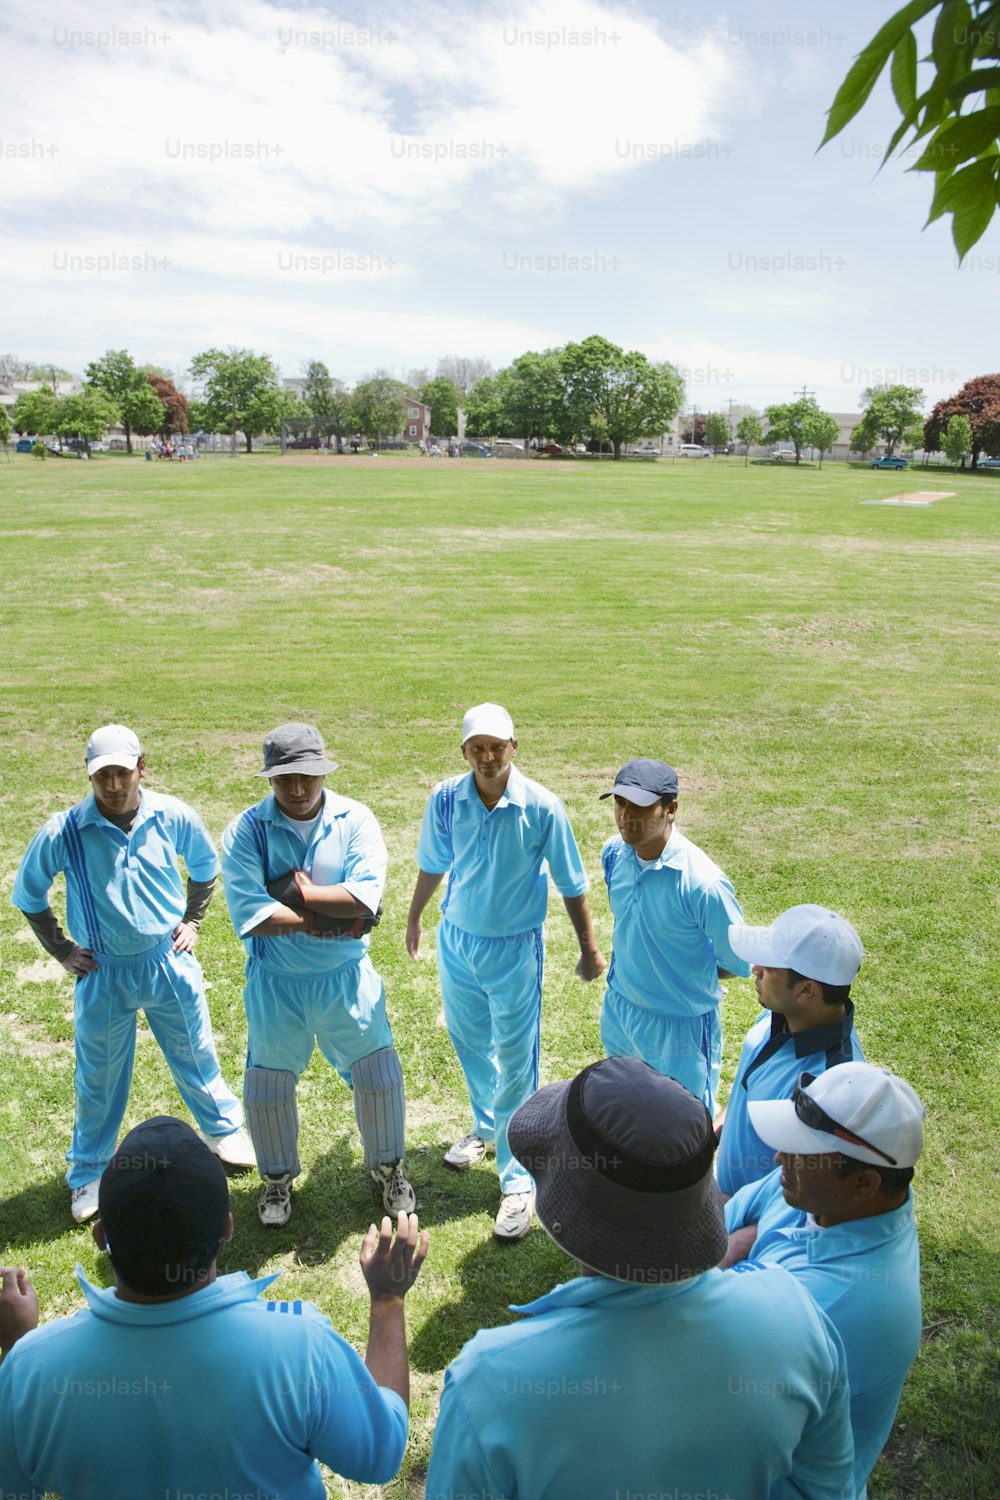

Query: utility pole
[794,384,815,401]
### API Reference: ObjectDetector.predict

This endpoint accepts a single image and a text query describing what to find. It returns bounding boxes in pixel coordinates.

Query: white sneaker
[258,1175,293,1227]
[371,1160,416,1213]
[494,1189,535,1240]
[70,1179,100,1223]
[443,1132,496,1170]
[200,1127,257,1170]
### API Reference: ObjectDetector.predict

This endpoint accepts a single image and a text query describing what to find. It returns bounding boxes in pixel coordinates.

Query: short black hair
[787,968,852,1007]
[112,1240,223,1298]
[835,1154,913,1196]
[660,794,678,809]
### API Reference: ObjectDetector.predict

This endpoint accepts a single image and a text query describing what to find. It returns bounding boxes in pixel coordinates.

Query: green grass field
[1,452,997,1497]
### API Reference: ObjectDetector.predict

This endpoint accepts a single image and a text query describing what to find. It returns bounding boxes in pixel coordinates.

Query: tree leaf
[911,106,1000,168]
[892,30,919,112]
[925,154,997,220]
[932,0,972,82]
[820,0,942,144]
[947,66,1000,98]
[952,169,997,254]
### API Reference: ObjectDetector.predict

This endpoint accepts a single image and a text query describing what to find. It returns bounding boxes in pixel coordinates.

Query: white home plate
[863,491,955,506]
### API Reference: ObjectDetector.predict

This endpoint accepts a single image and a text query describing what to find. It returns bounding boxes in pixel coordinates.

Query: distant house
[404,397,432,444]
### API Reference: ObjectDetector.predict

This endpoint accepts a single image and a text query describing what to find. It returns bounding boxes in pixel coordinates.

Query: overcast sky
[2,0,990,417]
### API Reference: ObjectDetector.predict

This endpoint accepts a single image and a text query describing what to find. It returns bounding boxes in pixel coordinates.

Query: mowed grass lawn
[1,452,997,1497]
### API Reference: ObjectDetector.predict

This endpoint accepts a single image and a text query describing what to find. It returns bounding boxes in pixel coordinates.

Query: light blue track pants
[437,920,543,1195]
[69,939,242,1187]
[600,983,722,1111]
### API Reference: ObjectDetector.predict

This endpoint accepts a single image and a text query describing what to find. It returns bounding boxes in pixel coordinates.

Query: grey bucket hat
[509,1058,727,1283]
[256,723,338,778]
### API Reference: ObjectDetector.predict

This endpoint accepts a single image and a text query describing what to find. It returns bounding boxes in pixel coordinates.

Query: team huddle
[0,707,927,1499]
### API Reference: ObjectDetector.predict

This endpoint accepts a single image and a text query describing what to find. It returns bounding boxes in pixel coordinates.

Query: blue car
[871,455,909,469]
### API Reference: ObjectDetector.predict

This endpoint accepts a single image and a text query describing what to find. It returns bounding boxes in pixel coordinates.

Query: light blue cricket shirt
[726,1168,922,1498]
[602,828,750,1017]
[13,790,219,957]
[0,1269,407,1500]
[221,789,387,974]
[425,1269,855,1500]
[717,1006,864,1195]
[416,765,588,937]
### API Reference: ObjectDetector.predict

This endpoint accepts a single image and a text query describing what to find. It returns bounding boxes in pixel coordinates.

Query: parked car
[771,449,797,462]
[677,444,713,458]
[870,455,909,470]
[535,443,565,455]
[976,456,1000,468]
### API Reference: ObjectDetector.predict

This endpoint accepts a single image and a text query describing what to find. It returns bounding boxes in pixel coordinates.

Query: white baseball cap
[462,703,514,743]
[728,904,863,986]
[749,1062,926,1169]
[86,724,142,775]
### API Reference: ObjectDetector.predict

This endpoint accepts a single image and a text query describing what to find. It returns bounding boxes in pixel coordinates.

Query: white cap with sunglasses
[749,1061,925,1170]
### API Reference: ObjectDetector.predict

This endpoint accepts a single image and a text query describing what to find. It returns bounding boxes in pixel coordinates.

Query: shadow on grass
[0,1173,82,1251]
[222,1139,514,1278]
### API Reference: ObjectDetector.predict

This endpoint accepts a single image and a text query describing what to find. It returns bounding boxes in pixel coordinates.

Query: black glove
[266,871,305,909]
[309,902,383,938]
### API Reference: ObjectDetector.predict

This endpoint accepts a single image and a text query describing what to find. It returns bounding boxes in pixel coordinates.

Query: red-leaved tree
[924,375,1000,467]
[147,375,190,440]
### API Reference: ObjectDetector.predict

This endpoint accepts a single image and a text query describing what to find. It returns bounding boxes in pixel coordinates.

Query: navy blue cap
[600,758,679,806]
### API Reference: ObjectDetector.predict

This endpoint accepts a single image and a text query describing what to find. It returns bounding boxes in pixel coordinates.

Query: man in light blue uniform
[407,703,605,1240]
[599,757,750,1109]
[425,1057,855,1500]
[717,904,865,1195]
[12,724,252,1223]
[0,1116,428,1500]
[722,1061,925,1499]
[222,723,414,1227]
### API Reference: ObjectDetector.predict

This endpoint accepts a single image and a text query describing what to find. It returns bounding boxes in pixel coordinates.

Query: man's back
[0,1271,407,1500]
[425,1268,854,1500]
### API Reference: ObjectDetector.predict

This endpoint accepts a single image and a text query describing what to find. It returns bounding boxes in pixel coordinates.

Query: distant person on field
[722,1061,925,1498]
[598,758,750,1109]
[0,1117,428,1500]
[716,904,865,1196]
[12,724,254,1223]
[407,703,605,1240]
[425,1058,855,1499]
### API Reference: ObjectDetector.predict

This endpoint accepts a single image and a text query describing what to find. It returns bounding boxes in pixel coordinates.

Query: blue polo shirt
[717,1005,864,1195]
[415,765,588,937]
[221,790,387,974]
[0,1270,407,1500]
[13,790,219,957]
[425,1269,854,1500]
[601,828,750,1016]
[726,1169,921,1498]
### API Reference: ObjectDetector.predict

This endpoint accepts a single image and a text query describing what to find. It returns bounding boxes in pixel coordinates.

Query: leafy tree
[11,386,59,437]
[803,410,841,467]
[53,389,119,453]
[301,360,335,440]
[323,386,356,452]
[703,412,731,452]
[189,347,288,453]
[463,375,505,436]
[419,376,460,439]
[436,356,494,401]
[736,411,765,466]
[763,397,824,464]
[943,412,974,464]
[352,372,408,449]
[494,351,565,445]
[680,412,707,445]
[86,349,163,454]
[146,375,190,440]
[29,364,75,383]
[853,384,925,455]
[560,336,685,460]
[407,367,431,390]
[822,1,1000,257]
[0,405,10,446]
[923,373,1000,463]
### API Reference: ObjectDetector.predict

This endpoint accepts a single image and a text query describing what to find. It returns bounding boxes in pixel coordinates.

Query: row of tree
[7,343,1000,468]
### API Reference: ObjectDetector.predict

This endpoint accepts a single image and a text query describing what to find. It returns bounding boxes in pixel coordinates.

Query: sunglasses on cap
[791,1073,898,1167]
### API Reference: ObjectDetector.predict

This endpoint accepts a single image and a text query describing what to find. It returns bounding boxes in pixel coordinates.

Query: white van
[677,444,713,458]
